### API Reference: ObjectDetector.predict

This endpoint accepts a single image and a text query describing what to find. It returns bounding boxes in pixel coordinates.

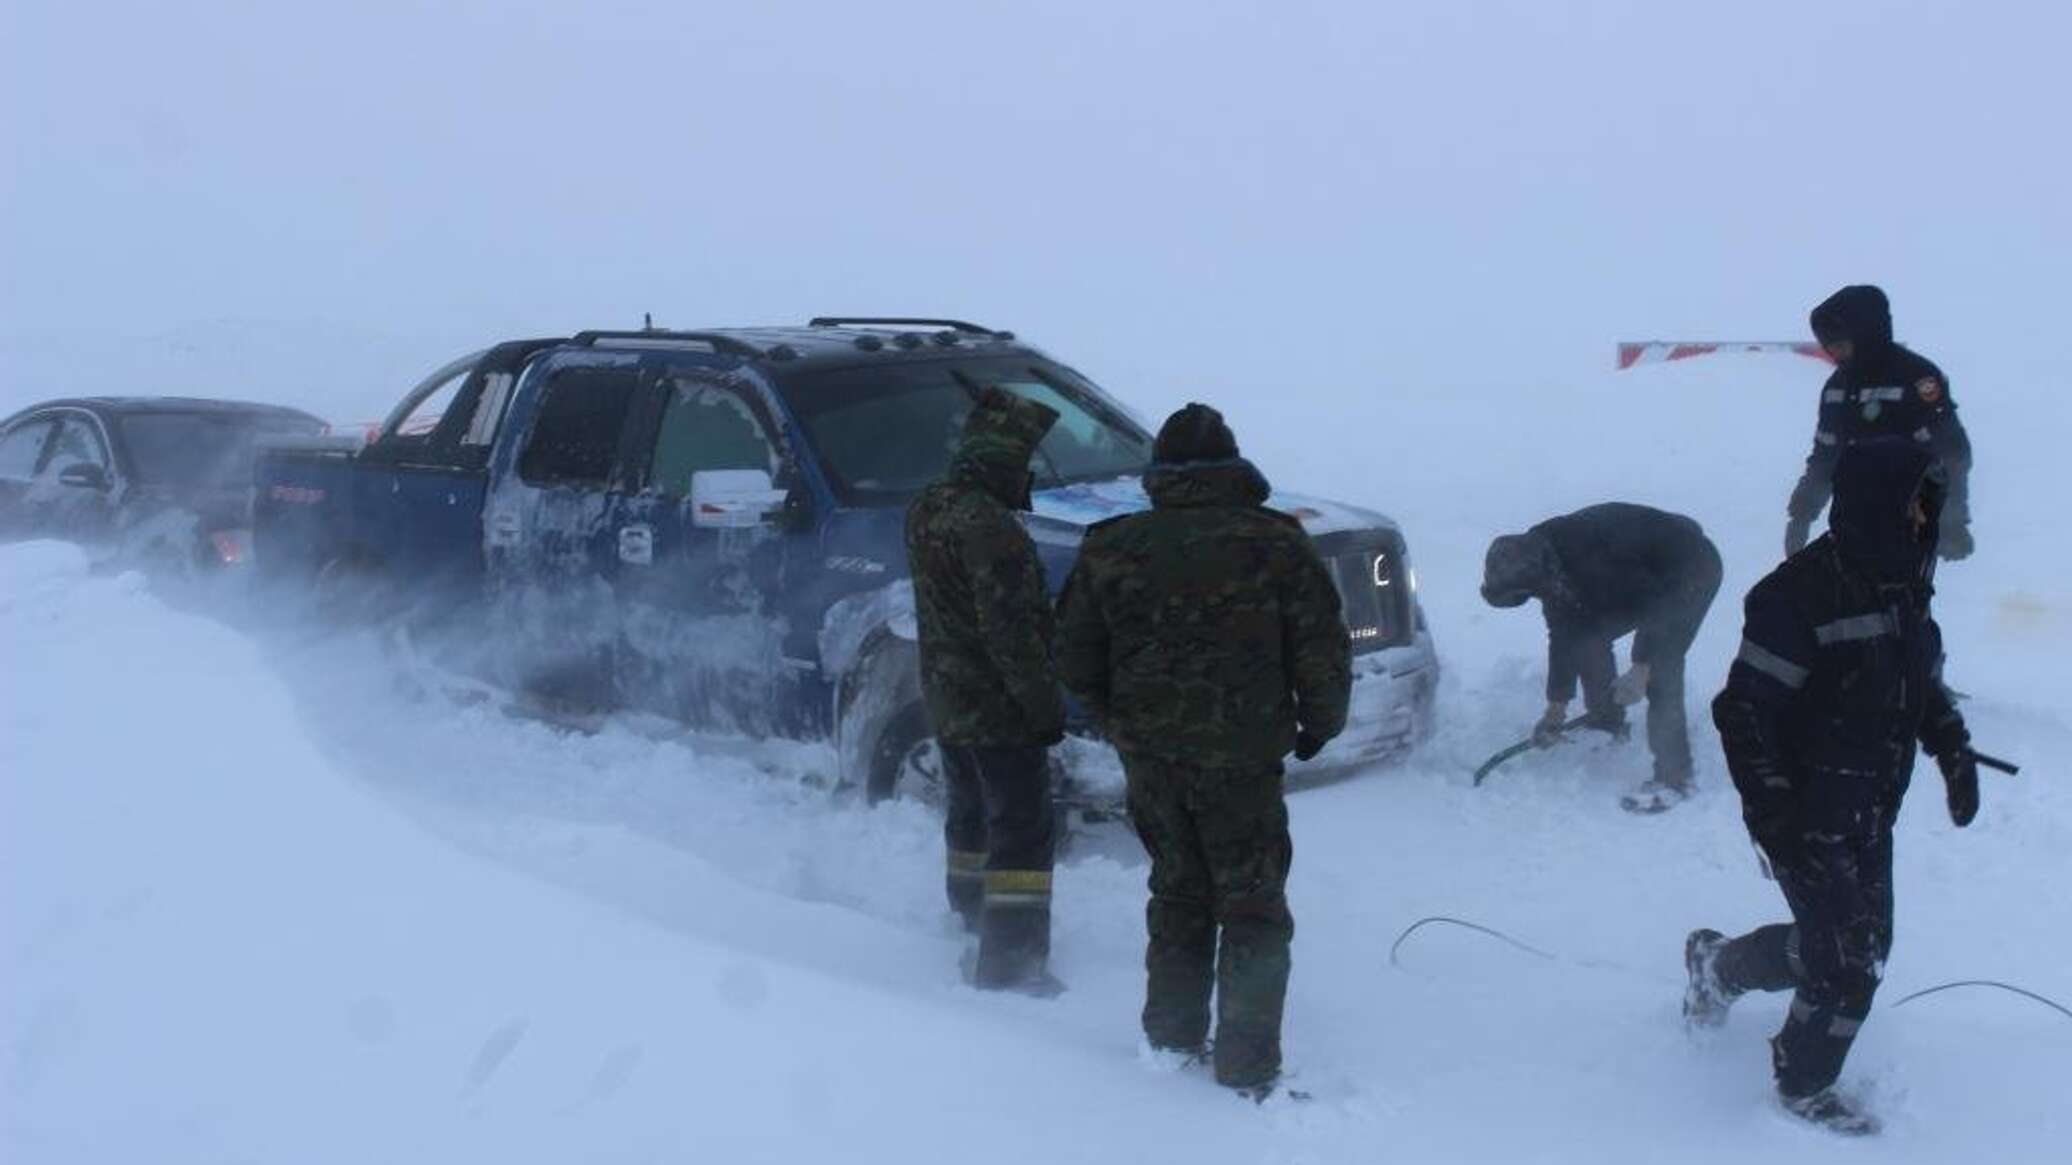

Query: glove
[1939,523,1974,561]
[1612,663,1652,707]
[1784,516,1812,557]
[1292,730,1328,762]
[1938,751,1980,827]
[1531,702,1570,748]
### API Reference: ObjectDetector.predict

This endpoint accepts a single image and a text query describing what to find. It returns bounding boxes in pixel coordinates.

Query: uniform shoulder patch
[1916,376,1944,404]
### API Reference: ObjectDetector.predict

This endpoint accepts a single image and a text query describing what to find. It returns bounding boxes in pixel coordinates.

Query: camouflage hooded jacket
[1055,458,1352,769]
[904,388,1066,748]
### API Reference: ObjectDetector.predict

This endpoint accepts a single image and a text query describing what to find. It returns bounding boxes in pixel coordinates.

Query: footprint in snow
[462,1018,527,1096]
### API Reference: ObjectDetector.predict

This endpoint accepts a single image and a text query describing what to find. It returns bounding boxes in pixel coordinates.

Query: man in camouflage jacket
[1056,403,1351,1092]
[905,386,1064,990]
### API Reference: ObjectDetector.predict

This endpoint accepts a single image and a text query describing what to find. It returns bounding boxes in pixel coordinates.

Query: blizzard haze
[5,0,2068,413]
[5,3,2071,1163]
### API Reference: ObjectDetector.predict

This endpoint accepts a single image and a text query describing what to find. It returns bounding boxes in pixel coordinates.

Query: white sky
[3,0,2067,416]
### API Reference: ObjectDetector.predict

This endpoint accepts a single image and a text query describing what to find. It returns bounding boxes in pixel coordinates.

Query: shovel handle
[1968,749,2020,776]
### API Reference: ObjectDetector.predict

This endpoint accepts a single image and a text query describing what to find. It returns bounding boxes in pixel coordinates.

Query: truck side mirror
[690,469,789,529]
[57,463,110,491]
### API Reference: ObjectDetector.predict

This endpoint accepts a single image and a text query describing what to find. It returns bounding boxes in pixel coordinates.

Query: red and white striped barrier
[1615,341,1832,371]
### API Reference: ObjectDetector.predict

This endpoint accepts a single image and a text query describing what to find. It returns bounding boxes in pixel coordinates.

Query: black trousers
[942,743,1055,986]
[1572,642,1692,787]
[1714,830,1895,1098]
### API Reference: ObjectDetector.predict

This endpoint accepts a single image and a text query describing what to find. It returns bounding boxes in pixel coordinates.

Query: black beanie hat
[1152,402,1239,465]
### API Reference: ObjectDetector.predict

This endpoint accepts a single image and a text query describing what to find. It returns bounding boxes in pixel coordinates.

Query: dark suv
[253,320,1438,799]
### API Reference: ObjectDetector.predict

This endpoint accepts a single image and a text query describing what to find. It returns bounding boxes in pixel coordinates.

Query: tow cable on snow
[1891,980,2072,1022]
[1388,915,1555,968]
[1388,916,2072,1023]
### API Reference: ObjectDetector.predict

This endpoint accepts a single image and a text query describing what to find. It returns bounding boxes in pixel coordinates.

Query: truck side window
[392,369,467,440]
[517,368,642,487]
[648,382,778,496]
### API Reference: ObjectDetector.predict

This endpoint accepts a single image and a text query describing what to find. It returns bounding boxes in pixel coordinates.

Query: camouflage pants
[942,744,1056,988]
[1714,830,1895,1097]
[1123,752,1294,1089]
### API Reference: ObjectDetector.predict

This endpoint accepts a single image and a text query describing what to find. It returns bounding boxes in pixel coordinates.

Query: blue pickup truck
[254,319,1438,800]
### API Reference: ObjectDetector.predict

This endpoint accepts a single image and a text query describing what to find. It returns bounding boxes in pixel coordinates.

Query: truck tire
[313,550,389,626]
[836,635,940,807]
[865,700,946,807]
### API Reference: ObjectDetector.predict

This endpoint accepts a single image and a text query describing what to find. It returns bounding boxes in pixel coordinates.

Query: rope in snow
[1388,921,2072,1025]
[1891,980,2072,1023]
[1388,915,1557,968]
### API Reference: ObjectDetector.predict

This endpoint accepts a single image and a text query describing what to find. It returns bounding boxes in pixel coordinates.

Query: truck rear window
[516,367,642,487]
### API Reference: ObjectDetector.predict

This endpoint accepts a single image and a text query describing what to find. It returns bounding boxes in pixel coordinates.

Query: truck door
[609,366,816,736]
[485,359,649,712]
[352,340,560,609]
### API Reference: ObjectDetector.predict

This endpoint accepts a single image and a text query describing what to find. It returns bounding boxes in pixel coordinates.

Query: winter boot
[971,901,1057,994]
[1682,928,1736,1030]
[1780,1088,1880,1137]
[1622,779,1691,815]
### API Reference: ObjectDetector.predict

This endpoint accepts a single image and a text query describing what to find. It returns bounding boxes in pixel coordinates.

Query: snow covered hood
[1027,475,1400,538]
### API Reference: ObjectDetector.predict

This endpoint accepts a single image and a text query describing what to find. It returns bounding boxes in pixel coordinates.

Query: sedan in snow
[0,397,327,574]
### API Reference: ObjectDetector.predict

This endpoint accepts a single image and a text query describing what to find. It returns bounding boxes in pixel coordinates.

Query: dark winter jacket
[1717,438,1970,845]
[1055,451,1352,769]
[1790,285,1973,542]
[905,388,1066,748]
[1483,503,1723,705]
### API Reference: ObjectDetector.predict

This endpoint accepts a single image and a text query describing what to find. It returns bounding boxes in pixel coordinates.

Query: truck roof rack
[807,317,1010,338]
[571,330,766,358]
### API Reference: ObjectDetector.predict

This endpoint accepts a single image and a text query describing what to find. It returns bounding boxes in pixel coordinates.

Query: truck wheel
[866,701,946,807]
[313,551,387,625]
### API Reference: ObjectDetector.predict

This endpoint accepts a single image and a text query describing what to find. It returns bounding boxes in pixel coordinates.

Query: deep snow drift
[5,349,2071,1163]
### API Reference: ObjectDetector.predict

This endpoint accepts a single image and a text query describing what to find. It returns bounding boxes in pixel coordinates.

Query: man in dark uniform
[905,387,1066,992]
[1786,284,1973,560]
[1480,503,1723,813]
[1055,403,1351,1095]
[1685,437,1977,1136]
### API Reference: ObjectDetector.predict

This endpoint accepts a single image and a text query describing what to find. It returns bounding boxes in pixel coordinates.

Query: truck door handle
[618,524,654,566]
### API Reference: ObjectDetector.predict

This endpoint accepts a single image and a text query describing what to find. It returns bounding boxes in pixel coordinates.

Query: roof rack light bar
[808,316,1004,336]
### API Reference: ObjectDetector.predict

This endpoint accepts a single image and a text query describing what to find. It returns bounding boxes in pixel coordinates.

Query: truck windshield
[779,356,1152,503]
[119,413,323,489]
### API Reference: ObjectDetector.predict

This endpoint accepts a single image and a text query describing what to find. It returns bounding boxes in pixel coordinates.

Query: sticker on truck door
[618,524,654,566]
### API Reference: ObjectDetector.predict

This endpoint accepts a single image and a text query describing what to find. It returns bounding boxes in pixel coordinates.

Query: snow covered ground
[4,340,2068,1163]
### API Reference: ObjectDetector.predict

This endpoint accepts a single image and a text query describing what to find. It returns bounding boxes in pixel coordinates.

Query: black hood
[1810,285,1894,359]
[1830,436,1942,584]
[1153,403,1240,465]
[1481,533,1549,608]
[1480,531,1579,610]
[1143,457,1271,510]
